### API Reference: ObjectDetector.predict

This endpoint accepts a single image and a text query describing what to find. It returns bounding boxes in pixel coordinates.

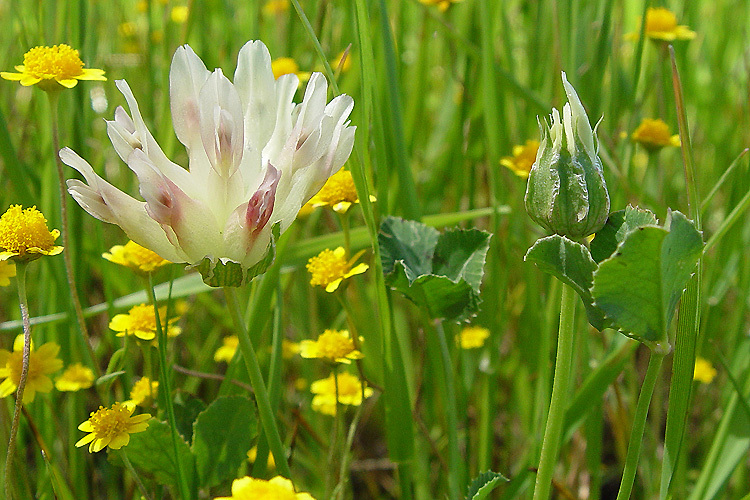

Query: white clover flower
[62,40,355,285]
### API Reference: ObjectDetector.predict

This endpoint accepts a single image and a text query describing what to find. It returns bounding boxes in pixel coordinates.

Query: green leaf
[590,206,658,262]
[525,234,608,330]
[109,419,195,493]
[191,395,258,488]
[465,470,509,500]
[379,217,491,322]
[174,396,207,444]
[591,211,703,350]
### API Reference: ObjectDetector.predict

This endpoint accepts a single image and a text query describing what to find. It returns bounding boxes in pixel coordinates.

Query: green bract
[525,72,609,239]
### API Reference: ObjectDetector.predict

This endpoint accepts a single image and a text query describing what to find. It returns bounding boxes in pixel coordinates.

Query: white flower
[62,40,355,285]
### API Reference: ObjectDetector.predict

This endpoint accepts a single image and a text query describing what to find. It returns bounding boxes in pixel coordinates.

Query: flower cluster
[55,363,95,392]
[0,335,63,403]
[109,303,182,341]
[307,247,368,292]
[215,475,315,500]
[76,402,151,453]
[103,240,172,273]
[310,372,373,416]
[300,329,363,364]
[456,325,490,349]
[501,140,539,179]
[1,44,106,91]
[631,118,680,152]
[126,377,159,407]
[0,205,63,262]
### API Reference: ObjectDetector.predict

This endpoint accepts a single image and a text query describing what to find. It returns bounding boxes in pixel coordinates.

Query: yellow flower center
[125,304,160,332]
[87,403,132,437]
[22,45,85,80]
[129,377,158,405]
[316,330,357,359]
[307,249,350,287]
[315,169,358,205]
[646,8,678,33]
[0,205,57,254]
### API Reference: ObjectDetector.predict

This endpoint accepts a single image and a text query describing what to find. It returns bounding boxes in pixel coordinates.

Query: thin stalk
[145,274,191,500]
[434,321,462,500]
[121,450,154,500]
[4,261,29,500]
[47,92,100,378]
[223,286,292,478]
[615,351,665,500]
[533,283,577,500]
[326,367,344,499]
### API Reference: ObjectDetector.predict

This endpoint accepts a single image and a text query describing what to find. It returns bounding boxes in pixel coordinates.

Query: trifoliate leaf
[465,470,509,500]
[590,205,658,263]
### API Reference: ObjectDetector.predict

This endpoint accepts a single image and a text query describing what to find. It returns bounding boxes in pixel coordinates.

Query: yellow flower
[1,44,106,92]
[0,205,63,262]
[694,358,717,384]
[310,372,373,416]
[109,303,182,341]
[307,247,368,292]
[103,240,172,273]
[171,5,189,23]
[55,363,95,392]
[282,339,301,359]
[247,445,276,469]
[262,0,290,15]
[456,325,490,349]
[308,169,360,213]
[215,475,315,500]
[631,118,681,151]
[627,7,696,42]
[75,402,151,453]
[214,336,239,363]
[126,377,158,406]
[0,260,16,286]
[300,329,363,364]
[418,0,461,12]
[0,335,63,403]
[271,57,311,85]
[500,140,539,179]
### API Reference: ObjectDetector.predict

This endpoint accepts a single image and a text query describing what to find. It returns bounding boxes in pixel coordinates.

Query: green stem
[434,321,462,500]
[146,274,191,500]
[532,283,577,500]
[4,261,29,500]
[616,351,665,500]
[48,92,100,378]
[223,286,292,479]
[121,451,154,500]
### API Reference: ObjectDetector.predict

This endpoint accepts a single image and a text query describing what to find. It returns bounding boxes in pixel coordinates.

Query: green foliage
[379,216,491,322]
[590,206,659,263]
[465,470,509,500]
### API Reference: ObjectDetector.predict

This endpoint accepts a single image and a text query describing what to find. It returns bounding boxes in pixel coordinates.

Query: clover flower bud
[525,72,610,239]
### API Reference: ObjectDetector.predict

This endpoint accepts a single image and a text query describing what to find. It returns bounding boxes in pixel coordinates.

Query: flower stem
[146,274,191,500]
[121,450,154,500]
[533,283,577,500]
[434,320,462,500]
[48,92,100,378]
[4,261,29,500]
[223,286,292,479]
[615,351,665,500]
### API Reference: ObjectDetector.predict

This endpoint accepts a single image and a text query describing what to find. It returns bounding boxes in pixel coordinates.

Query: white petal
[198,70,245,179]
[170,45,211,152]
[234,40,277,154]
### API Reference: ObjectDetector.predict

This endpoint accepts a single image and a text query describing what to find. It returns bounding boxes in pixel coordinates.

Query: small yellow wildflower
[300,329,363,364]
[0,205,63,262]
[215,475,315,500]
[631,118,681,152]
[0,260,16,286]
[627,7,696,42]
[309,169,360,213]
[0,335,63,403]
[418,0,461,12]
[500,140,539,179]
[75,402,151,453]
[694,358,717,384]
[126,377,158,406]
[171,5,189,23]
[103,240,172,273]
[310,372,373,416]
[247,445,276,469]
[262,0,290,15]
[456,325,490,349]
[271,57,311,84]
[109,303,182,341]
[55,363,95,392]
[214,336,239,363]
[307,247,368,293]
[1,44,106,92]
[282,339,301,359]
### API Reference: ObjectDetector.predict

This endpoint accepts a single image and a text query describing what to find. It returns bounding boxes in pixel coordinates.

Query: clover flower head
[0,205,63,262]
[310,372,373,416]
[300,329,363,364]
[501,140,540,179]
[0,335,63,403]
[126,377,158,406]
[62,40,355,287]
[214,335,239,363]
[0,260,16,286]
[75,402,151,453]
[631,118,681,151]
[109,303,181,341]
[215,475,315,500]
[55,363,95,392]
[694,358,717,384]
[456,325,490,349]
[1,44,106,91]
[307,247,368,292]
[103,240,172,273]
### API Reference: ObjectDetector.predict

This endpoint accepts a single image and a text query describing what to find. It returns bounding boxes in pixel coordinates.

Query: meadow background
[0,0,749,499]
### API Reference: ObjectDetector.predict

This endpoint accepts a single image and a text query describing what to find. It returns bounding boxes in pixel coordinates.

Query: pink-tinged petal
[234,41,277,156]
[61,148,187,263]
[170,44,211,153]
[198,69,245,179]
[107,106,140,162]
[128,149,223,263]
